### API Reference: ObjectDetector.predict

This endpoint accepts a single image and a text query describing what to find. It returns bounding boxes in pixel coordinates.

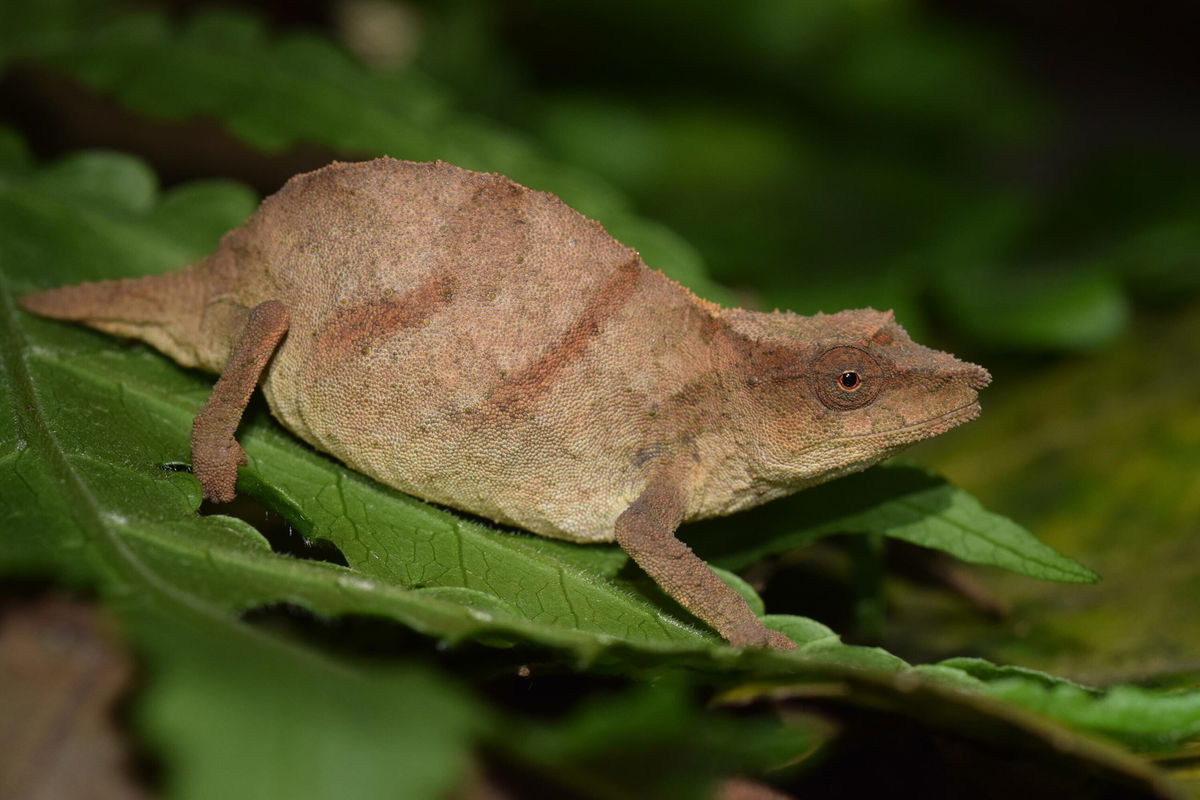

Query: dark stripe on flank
[488,257,642,415]
[315,273,455,357]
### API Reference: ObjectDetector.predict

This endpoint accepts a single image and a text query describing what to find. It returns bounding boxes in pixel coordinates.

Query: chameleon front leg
[615,477,796,650]
[190,300,290,503]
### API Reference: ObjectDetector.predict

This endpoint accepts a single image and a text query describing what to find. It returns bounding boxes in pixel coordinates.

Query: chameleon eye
[812,346,884,410]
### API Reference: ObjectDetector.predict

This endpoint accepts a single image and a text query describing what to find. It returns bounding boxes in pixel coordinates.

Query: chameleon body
[20,158,990,649]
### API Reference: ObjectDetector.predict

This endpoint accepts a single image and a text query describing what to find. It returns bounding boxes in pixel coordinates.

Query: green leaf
[981,681,1200,754]
[1,142,1195,765]
[0,148,1090,663]
[31,150,158,214]
[887,306,1200,686]
[132,609,480,800]
[936,261,1130,351]
[0,144,852,663]
[721,671,1190,797]
[1110,210,1200,300]
[942,659,1200,752]
[1,3,733,305]
[686,464,1097,584]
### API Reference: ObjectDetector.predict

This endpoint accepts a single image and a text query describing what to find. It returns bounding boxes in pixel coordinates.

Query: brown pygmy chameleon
[20,159,990,650]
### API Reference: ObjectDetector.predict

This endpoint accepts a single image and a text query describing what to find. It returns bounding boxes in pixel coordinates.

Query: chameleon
[20,158,990,650]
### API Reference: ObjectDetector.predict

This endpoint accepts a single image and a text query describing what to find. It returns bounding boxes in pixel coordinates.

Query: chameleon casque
[20,158,990,650]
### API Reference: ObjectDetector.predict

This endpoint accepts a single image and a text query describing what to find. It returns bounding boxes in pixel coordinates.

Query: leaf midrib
[0,263,214,608]
[3,280,693,658]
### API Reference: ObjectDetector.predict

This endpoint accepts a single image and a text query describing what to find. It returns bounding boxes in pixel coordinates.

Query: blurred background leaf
[1,0,1198,796]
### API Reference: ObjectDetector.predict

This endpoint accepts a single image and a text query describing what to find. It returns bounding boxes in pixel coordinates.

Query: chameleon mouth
[837,400,983,443]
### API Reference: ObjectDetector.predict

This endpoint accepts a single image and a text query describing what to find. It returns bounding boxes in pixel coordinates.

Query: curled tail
[20,264,214,370]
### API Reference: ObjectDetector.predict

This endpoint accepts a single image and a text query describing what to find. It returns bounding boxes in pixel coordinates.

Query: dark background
[2,1,1197,797]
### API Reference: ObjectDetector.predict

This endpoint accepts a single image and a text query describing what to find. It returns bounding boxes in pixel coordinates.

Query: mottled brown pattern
[487,257,642,415]
[315,274,455,357]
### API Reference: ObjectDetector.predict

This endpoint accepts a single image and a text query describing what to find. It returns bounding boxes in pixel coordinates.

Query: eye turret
[812,346,885,410]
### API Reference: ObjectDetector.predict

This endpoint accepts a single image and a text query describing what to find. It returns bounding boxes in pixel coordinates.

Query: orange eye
[812,346,885,410]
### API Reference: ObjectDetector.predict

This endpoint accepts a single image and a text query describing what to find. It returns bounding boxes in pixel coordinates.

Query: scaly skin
[19,158,990,649]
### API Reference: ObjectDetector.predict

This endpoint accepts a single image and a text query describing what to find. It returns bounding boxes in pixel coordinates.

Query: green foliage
[0,1,730,306]
[10,0,1199,351]
[0,145,1091,658]
[689,463,1097,583]
[2,139,1198,798]
[891,303,1200,689]
[945,659,1200,752]
[1,0,1198,794]
[133,611,480,800]
[506,1,1199,350]
[8,0,1197,353]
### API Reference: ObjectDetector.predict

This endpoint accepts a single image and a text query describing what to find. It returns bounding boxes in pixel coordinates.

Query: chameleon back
[227,160,714,541]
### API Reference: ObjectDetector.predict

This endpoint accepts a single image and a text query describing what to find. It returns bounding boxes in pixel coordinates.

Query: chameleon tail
[19,265,212,369]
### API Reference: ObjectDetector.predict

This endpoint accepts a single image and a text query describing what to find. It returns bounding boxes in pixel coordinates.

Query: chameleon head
[728,307,991,489]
